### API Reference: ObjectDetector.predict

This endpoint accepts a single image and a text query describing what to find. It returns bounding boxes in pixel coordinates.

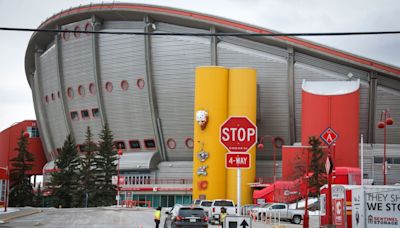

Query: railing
[122,200,151,208]
[120,178,192,186]
[251,210,281,226]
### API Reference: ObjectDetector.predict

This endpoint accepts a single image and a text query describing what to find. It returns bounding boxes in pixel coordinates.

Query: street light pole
[257,135,284,183]
[377,109,394,185]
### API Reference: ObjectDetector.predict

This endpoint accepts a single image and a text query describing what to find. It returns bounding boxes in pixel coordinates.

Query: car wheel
[292,215,302,224]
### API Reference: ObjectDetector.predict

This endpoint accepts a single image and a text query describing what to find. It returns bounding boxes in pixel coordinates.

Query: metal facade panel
[98,30,155,149]
[32,72,53,160]
[256,160,282,179]
[156,161,193,179]
[61,29,102,144]
[295,53,369,81]
[359,82,370,139]
[39,47,68,150]
[156,23,209,34]
[102,21,145,30]
[219,36,287,58]
[151,35,210,161]
[294,61,369,141]
[363,144,400,185]
[218,41,288,160]
[375,86,400,143]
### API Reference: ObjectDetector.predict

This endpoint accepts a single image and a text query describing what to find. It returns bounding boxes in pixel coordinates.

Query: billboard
[352,186,400,227]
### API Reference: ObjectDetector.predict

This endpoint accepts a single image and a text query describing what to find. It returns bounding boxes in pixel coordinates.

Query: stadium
[22,3,400,207]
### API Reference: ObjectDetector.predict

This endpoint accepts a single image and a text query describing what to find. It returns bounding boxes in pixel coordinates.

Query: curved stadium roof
[25,3,400,82]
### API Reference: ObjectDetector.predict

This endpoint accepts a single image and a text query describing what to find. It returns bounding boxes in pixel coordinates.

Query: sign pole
[361,134,365,227]
[327,148,333,225]
[237,168,241,215]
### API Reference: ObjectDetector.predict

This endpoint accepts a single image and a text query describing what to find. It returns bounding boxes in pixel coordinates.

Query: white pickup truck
[209,199,236,225]
[260,203,304,224]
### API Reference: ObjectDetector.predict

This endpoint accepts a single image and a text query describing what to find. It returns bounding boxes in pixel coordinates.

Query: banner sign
[364,187,400,227]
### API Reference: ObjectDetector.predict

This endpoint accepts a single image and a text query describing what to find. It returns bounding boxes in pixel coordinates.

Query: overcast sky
[0,0,399,131]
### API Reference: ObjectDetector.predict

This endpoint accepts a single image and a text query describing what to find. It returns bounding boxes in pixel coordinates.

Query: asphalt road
[0,207,319,228]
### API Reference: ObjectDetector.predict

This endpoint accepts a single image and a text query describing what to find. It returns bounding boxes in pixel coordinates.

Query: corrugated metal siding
[98,29,155,149]
[362,144,400,185]
[61,22,101,144]
[218,40,288,160]
[156,161,193,179]
[151,33,210,161]
[39,46,68,150]
[375,86,400,143]
[32,71,53,160]
[256,160,282,179]
[294,54,369,141]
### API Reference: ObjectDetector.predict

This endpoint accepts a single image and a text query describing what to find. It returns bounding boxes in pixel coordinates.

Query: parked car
[192,199,201,206]
[262,203,304,224]
[199,200,213,215]
[164,206,208,228]
[209,199,236,225]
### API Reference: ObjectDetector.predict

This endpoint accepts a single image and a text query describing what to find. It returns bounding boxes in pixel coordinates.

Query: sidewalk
[0,207,42,223]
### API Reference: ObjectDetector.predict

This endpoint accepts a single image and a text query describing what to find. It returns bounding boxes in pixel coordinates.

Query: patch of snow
[302,80,360,95]
[0,207,19,214]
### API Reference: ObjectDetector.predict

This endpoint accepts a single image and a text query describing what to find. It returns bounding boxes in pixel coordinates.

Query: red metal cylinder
[301,81,360,168]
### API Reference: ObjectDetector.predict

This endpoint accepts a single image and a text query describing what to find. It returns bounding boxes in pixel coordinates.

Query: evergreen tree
[33,184,44,207]
[49,134,79,208]
[95,123,118,206]
[308,136,327,197]
[74,127,98,207]
[9,131,35,206]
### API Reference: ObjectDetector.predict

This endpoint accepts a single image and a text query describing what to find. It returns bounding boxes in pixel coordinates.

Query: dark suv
[164,206,208,228]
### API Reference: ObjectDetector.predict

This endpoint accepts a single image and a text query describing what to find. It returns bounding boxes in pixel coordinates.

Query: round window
[45,95,49,103]
[121,80,129,91]
[137,78,145,89]
[78,85,85,97]
[105,82,113,93]
[166,138,176,149]
[89,83,96,95]
[185,138,194,149]
[57,91,60,99]
[67,87,74,99]
[62,30,70,41]
[84,22,93,35]
[74,25,81,38]
[51,93,55,101]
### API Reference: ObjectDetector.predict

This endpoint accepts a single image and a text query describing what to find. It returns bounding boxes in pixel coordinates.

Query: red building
[0,120,47,176]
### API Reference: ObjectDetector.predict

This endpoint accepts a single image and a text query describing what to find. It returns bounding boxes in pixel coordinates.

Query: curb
[0,208,42,223]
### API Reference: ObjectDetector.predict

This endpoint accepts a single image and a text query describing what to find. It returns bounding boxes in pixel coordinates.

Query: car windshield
[178,208,205,217]
[214,201,234,207]
[193,200,201,205]
[201,201,212,207]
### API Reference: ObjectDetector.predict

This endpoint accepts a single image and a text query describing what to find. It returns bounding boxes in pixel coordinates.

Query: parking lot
[0,207,319,228]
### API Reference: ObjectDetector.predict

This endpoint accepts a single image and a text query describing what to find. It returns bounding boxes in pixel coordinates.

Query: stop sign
[220,116,257,153]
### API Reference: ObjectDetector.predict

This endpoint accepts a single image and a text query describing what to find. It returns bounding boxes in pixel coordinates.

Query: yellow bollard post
[226,68,257,205]
[193,66,229,200]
